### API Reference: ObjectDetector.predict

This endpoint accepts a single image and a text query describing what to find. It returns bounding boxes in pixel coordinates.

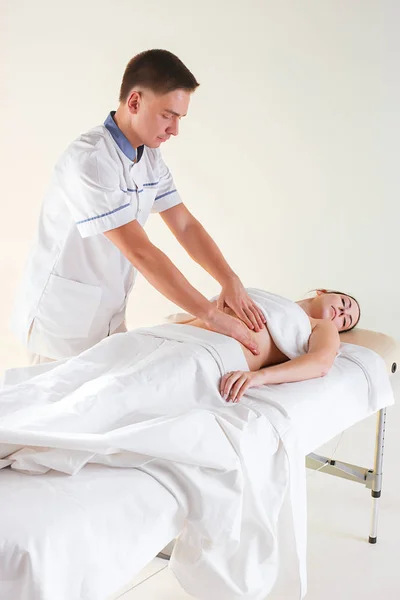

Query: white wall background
[1,0,398,370]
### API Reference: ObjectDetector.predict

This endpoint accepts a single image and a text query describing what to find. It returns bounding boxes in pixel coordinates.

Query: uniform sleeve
[59,151,137,238]
[151,152,183,214]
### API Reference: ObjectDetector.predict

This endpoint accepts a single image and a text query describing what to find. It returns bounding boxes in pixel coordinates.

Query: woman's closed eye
[341,298,346,328]
[343,296,352,310]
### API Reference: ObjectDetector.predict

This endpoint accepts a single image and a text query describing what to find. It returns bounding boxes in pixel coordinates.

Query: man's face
[129,88,191,148]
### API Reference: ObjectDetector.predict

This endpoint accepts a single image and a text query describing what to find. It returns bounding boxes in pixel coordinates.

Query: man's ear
[316,289,328,296]
[127,91,141,114]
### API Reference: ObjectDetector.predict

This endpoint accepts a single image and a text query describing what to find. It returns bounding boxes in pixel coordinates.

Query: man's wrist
[198,302,219,324]
[218,271,240,287]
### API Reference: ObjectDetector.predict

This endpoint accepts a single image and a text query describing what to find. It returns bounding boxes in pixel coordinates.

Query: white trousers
[28,321,128,366]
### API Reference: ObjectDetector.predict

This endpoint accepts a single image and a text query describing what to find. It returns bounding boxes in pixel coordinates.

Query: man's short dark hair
[119,49,200,102]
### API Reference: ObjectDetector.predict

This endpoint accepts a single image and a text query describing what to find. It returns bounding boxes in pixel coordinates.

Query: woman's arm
[220,320,340,402]
[258,320,340,384]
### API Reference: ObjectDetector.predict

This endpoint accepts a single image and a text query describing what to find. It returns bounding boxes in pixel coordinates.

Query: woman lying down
[180,287,360,402]
[0,289,361,600]
[0,286,360,475]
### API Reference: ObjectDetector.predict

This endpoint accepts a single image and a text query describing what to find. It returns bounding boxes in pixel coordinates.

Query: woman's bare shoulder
[309,316,322,327]
[308,316,337,331]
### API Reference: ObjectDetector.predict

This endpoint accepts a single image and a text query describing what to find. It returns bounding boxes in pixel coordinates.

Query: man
[12,49,265,364]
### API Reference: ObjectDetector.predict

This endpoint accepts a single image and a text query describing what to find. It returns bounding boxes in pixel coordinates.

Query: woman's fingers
[227,374,248,402]
[221,371,242,398]
[219,376,225,395]
[233,379,250,403]
[219,373,229,395]
[220,371,256,403]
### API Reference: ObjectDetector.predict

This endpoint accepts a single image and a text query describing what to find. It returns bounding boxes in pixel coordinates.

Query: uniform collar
[104,111,144,163]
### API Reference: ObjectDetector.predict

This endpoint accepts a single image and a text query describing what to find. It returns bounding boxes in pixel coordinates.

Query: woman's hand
[220,370,266,403]
[217,277,266,332]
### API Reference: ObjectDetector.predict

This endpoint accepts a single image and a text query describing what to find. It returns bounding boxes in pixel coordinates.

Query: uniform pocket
[36,274,102,339]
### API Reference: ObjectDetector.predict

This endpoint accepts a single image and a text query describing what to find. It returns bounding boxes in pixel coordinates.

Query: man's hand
[161,206,267,331]
[219,370,266,403]
[217,277,266,332]
[205,309,260,356]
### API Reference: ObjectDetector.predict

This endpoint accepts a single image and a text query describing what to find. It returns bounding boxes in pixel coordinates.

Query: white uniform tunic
[11,112,182,359]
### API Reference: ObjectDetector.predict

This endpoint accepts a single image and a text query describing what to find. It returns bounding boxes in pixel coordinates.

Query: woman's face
[312,291,360,332]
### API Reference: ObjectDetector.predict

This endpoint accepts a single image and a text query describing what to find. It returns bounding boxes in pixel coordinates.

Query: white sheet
[245,341,395,455]
[0,464,184,600]
[0,323,298,600]
[0,289,394,600]
[0,343,393,600]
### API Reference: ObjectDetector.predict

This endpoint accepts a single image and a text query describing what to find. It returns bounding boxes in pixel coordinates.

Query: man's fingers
[236,307,254,330]
[258,306,267,324]
[216,295,225,311]
[212,312,259,355]
[245,302,265,330]
[251,304,265,329]
[239,329,260,355]
[245,305,263,332]
[237,303,264,332]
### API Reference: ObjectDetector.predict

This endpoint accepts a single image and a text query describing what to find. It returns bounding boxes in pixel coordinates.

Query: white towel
[166,288,312,359]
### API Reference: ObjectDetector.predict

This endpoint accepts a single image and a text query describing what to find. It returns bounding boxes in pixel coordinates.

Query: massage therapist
[11,49,265,364]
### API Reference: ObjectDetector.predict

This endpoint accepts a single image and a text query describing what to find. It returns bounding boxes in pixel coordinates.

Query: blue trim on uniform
[76,203,131,225]
[155,189,177,201]
[143,181,160,187]
[121,188,144,194]
[104,112,144,163]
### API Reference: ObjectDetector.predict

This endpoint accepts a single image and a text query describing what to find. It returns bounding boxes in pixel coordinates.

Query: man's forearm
[258,353,332,385]
[173,220,238,286]
[127,241,215,320]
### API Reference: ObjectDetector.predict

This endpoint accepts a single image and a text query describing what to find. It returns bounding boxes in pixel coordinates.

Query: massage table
[0,327,397,600]
[307,328,398,545]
